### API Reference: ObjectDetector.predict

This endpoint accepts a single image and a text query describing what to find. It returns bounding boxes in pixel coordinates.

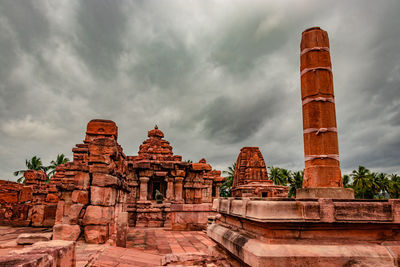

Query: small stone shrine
[231,147,288,197]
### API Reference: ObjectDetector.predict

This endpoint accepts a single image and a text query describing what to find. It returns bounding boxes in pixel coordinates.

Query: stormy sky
[0,0,399,181]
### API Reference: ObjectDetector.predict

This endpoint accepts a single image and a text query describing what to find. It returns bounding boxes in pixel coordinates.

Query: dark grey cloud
[0,0,399,181]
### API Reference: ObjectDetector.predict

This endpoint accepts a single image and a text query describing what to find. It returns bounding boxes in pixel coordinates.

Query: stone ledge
[212,197,400,223]
[207,223,396,267]
[297,187,354,199]
[170,203,212,212]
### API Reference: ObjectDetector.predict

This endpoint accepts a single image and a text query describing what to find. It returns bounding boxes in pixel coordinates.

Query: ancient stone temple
[231,147,288,197]
[45,120,223,244]
[0,120,224,247]
[207,27,400,266]
[126,125,225,229]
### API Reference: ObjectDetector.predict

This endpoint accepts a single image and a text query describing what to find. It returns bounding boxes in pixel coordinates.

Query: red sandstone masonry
[0,119,224,244]
[0,170,60,227]
[52,119,130,244]
[49,121,224,243]
[300,27,342,188]
[232,147,288,198]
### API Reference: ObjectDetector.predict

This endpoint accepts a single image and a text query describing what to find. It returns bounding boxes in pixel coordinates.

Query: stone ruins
[207,27,400,266]
[1,27,400,266]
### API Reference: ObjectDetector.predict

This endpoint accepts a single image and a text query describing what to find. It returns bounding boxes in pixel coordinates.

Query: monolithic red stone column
[139,177,149,202]
[174,177,183,203]
[297,27,353,199]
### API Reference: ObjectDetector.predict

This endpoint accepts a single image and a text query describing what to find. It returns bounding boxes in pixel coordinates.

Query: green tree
[13,156,48,184]
[350,166,379,199]
[389,174,400,198]
[288,170,303,197]
[373,172,390,198]
[342,174,351,188]
[220,163,235,197]
[47,154,70,181]
[268,166,289,186]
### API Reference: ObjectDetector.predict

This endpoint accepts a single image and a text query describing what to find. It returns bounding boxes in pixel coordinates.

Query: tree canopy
[14,154,70,184]
[220,164,399,199]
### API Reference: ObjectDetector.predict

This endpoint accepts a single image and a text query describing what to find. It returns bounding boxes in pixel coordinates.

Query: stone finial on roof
[148,125,164,138]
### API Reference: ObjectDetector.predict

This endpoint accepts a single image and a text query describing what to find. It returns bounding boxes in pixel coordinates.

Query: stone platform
[208,198,400,266]
[0,226,226,266]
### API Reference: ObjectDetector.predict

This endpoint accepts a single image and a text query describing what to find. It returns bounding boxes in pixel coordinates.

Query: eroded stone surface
[16,232,52,245]
[53,224,81,241]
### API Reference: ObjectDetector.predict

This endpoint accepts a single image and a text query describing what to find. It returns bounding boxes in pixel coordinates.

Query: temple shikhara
[231,147,288,197]
[1,27,400,267]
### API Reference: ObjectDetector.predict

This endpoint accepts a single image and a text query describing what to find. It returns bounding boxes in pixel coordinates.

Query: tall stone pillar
[139,177,149,202]
[174,177,183,203]
[165,177,174,201]
[297,27,353,199]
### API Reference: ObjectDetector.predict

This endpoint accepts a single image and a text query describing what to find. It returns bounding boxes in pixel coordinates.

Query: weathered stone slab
[92,173,119,187]
[74,172,90,190]
[334,202,393,221]
[90,186,116,206]
[71,190,89,204]
[16,232,53,245]
[53,224,81,241]
[84,225,108,244]
[83,205,114,225]
[246,201,304,221]
[297,187,354,199]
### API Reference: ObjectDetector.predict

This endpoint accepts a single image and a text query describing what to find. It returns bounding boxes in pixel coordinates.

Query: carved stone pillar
[165,177,174,201]
[139,177,149,201]
[194,183,203,204]
[174,177,184,203]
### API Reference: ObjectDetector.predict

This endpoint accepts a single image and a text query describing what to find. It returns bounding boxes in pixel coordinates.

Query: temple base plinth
[296,187,354,199]
[208,197,400,267]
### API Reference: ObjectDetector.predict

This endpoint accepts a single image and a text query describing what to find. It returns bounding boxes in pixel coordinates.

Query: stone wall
[0,170,60,227]
[53,119,130,245]
[170,203,216,230]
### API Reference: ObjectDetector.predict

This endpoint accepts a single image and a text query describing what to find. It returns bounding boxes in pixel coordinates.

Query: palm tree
[350,166,380,199]
[389,174,400,199]
[14,156,48,183]
[288,171,303,197]
[220,163,236,197]
[47,154,70,181]
[268,166,289,186]
[342,174,351,188]
[279,168,291,185]
[373,172,390,198]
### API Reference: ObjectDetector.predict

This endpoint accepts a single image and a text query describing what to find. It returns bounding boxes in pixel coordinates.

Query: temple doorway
[148,178,167,200]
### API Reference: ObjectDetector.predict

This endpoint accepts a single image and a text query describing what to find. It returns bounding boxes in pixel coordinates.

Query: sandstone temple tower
[297,27,353,198]
[231,147,288,197]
